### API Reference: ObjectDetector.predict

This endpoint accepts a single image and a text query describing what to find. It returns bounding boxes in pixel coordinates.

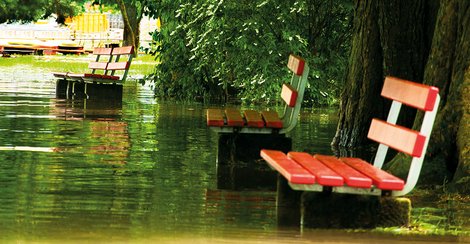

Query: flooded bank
[0,65,468,243]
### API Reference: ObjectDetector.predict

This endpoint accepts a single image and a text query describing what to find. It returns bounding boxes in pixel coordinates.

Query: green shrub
[146,0,352,106]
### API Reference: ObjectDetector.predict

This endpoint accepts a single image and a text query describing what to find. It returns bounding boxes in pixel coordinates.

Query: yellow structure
[72,13,109,33]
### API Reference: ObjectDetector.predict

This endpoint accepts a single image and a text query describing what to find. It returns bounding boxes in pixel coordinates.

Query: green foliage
[147,0,353,106]
[0,0,85,24]
[0,0,48,23]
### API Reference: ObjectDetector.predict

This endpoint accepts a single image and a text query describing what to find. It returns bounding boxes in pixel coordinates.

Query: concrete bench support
[216,133,292,190]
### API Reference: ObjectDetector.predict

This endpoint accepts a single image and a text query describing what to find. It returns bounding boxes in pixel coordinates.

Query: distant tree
[0,0,83,24]
[114,0,142,55]
[0,0,49,23]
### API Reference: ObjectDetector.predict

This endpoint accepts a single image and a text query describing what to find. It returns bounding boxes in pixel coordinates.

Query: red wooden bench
[52,47,113,81]
[207,54,309,134]
[261,76,440,196]
[52,46,134,98]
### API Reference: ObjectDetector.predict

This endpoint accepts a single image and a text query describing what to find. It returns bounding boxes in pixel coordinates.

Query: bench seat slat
[288,152,344,186]
[52,72,68,78]
[225,108,244,127]
[261,111,283,128]
[83,74,120,80]
[368,119,426,157]
[340,157,404,190]
[243,110,264,128]
[67,73,85,78]
[207,109,225,127]
[261,150,315,184]
[314,155,372,188]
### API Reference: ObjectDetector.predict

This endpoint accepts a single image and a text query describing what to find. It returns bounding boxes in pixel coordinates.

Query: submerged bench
[207,54,309,134]
[52,46,134,98]
[261,77,440,197]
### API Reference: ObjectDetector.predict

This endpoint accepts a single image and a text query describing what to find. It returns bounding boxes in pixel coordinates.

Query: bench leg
[84,83,89,99]
[66,81,70,99]
[217,134,292,164]
[72,82,76,98]
[215,134,292,190]
[276,175,302,227]
[55,79,70,99]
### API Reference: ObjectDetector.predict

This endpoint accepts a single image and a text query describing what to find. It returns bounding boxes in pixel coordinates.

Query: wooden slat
[243,110,264,128]
[224,108,244,127]
[261,111,283,128]
[93,47,113,55]
[67,73,85,78]
[52,72,68,78]
[112,46,134,55]
[88,62,108,70]
[287,54,306,75]
[340,157,405,190]
[207,109,225,126]
[281,84,298,107]
[84,74,120,80]
[368,119,426,157]
[288,152,344,186]
[314,155,372,188]
[261,150,315,184]
[106,61,130,70]
[382,76,439,111]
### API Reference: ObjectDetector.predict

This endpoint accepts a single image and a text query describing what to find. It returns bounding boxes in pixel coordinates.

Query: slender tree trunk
[116,0,141,56]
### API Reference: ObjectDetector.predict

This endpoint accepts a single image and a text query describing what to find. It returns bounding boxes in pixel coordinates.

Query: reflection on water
[0,76,467,243]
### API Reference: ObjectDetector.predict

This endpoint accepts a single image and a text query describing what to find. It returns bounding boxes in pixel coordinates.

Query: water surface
[0,71,467,243]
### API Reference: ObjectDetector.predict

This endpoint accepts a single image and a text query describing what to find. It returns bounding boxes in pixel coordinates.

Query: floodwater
[0,68,468,243]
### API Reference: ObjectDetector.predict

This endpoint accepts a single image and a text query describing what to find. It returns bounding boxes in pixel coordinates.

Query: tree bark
[453,66,470,193]
[332,0,432,152]
[335,0,469,191]
[377,0,430,129]
[116,0,141,56]
[331,0,383,152]
[386,0,470,190]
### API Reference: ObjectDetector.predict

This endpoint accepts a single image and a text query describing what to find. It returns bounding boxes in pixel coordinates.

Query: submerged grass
[371,191,470,237]
[0,54,157,78]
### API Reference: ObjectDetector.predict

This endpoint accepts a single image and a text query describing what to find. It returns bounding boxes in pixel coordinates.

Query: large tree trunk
[454,67,470,193]
[332,0,432,152]
[387,0,470,190]
[444,1,470,192]
[335,0,469,192]
[331,0,383,152]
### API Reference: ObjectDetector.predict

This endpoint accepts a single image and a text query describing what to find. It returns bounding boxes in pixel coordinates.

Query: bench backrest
[279,54,309,133]
[87,46,134,81]
[88,47,113,74]
[369,76,440,196]
[111,46,134,81]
